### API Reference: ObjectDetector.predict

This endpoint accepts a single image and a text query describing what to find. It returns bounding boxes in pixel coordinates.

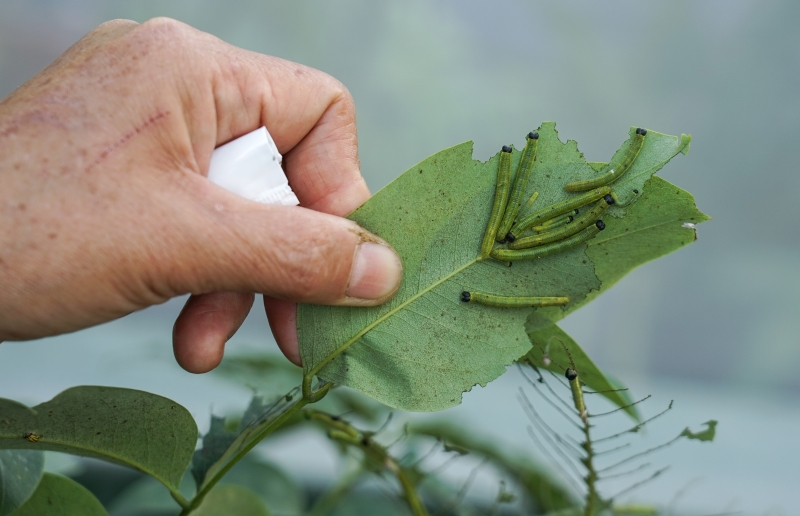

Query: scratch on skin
[86,110,170,172]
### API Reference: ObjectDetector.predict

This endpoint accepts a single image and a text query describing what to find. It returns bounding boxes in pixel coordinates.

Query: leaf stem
[170,490,191,509]
[179,383,331,516]
[581,418,599,516]
[394,463,429,516]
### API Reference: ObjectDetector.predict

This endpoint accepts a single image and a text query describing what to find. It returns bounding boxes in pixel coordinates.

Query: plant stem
[179,383,331,516]
[308,410,431,516]
[169,490,190,509]
[582,419,598,516]
[393,463,430,516]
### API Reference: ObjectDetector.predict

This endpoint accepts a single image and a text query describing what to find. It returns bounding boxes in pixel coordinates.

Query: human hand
[0,18,402,372]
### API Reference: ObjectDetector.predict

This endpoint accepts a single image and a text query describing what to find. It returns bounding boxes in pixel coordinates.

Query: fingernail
[347,242,403,301]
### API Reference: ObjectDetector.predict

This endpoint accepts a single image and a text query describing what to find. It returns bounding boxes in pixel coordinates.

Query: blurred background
[1,1,798,514]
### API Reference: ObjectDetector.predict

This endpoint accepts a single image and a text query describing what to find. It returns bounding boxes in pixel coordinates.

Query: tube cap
[207,127,300,206]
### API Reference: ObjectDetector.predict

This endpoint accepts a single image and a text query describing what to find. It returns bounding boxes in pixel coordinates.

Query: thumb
[161,188,403,306]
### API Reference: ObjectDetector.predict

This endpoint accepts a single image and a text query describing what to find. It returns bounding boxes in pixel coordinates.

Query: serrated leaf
[0,387,197,491]
[525,174,708,418]
[191,416,237,489]
[681,420,717,442]
[9,473,107,516]
[193,389,313,493]
[0,450,43,516]
[191,400,307,515]
[299,123,704,412]
[193,485,271,516]
[411,422,577,511]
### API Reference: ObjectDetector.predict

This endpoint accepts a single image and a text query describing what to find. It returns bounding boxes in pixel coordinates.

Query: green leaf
[680,420,717,442]
[191,385,326,499]
[523,318,638,420]
[191,416,237,489]
[585,176,709,305]
[0,387,197,491]
[0,450,44,516]
[9,473,107,516]
[192,485,271,516]
[299,123,702,411]
[411,422,578,511]
[191,392,300,490]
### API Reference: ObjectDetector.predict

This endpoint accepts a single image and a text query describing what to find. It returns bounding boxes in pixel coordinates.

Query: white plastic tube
[207,127,300,206]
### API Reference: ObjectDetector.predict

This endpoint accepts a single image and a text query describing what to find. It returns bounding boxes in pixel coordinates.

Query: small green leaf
[524,316,639,420]
[191,416,237,489]
[0,450,44,516]
[191,393,299,489]
[193,387,322,497]
[299,123,702,412]
[9,473,107,516]
[681,420,717,442]
[411,422,578,511]
[193,485,271,516]
[0,387,197,491]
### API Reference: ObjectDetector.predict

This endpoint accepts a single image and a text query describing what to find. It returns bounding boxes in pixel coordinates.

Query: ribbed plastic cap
[207,127,300,206]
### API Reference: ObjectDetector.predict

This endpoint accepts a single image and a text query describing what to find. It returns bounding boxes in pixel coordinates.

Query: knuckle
[278,222,352,300]
[91,19,137,35]
[139,16,190,37]
[130,17,196,54]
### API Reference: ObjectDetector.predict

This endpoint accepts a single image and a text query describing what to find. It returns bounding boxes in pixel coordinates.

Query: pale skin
[0,18,403,373]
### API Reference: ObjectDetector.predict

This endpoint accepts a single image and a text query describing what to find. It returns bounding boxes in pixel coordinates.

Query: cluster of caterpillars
[461,128,647,308]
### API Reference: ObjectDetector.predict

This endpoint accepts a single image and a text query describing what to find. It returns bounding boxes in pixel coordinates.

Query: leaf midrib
[592,212,695,246]
[307,257,479,379]
[0,435,176,489]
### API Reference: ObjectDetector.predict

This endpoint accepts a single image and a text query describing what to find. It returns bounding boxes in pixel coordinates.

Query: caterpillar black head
[501,145,512,153]
[528,131,539,140]
[565,368,578,381]
[505,232,516,243]
[460,291,471,303]
[635,127,647,136]
[595,220,606,231]
[604,194,615,205]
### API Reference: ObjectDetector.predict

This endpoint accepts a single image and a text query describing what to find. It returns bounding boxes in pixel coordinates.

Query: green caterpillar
[480,145,513,258]
[519,191,540,217]
[506,186,611,242]
[564,128,647,192]
[460,291,569,307]
[565,367,587,418]
[508,198,612,250]
[496,132,539,241]
[532,209,579,232]
[491,220,605,261]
